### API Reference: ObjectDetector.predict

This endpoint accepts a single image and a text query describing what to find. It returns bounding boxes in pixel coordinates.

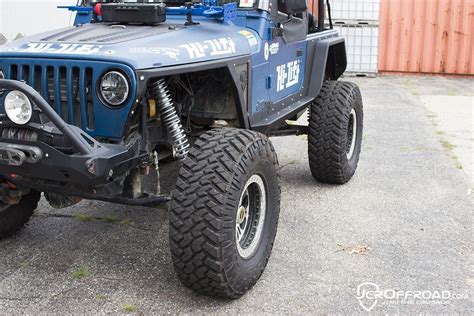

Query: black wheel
[308,81,364,184]
[0,190,41,239]
[169,128,280,299]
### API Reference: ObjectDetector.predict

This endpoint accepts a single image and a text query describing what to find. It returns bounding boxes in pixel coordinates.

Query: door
[267,2,308,102]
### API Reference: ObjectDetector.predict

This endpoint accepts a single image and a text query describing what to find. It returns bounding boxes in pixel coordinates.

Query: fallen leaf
[349,245,370,255]
[335,243,350,252]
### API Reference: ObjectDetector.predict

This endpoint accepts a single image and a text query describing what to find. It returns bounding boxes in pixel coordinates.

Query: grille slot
[7,63,94,130]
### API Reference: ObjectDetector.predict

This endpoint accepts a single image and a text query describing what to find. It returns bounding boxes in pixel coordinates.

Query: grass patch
[121,304,138,313]
[72,266,91,279]
[429,106,463,170]
[72,213,123,223]
[440,139,455,151]
[120,219,135,226]
[454,160,463,170]
[19,261,30,269]
[72,213,96,222]
[401,78,413,86]
[96,295,109,301]
[437,138,463,170]
[400,145,411,152]
[447,90,457,96]
[103,215,120,223]
[449,154,463,169]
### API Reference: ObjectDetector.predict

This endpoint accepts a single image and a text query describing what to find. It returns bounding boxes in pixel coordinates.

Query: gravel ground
[0,76,472,314]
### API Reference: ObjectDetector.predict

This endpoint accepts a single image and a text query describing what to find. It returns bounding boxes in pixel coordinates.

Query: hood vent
[39,23,182,45]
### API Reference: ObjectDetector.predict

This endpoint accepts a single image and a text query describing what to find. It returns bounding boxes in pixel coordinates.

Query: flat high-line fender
[309,37,347,98]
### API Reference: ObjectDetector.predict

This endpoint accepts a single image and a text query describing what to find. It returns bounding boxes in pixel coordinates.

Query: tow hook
[0,147,26,166]
[0,142,43,166]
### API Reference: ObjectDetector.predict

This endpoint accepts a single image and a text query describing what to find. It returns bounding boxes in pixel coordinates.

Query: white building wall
[0,0,73,43]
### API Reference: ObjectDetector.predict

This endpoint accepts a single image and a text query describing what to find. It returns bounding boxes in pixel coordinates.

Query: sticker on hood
[129,47,180,61]
[238,30,258,47]
[179,37,236,59]
[18,43,103,55]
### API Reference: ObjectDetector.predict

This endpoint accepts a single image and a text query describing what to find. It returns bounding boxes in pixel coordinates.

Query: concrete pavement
[0,75,472,314]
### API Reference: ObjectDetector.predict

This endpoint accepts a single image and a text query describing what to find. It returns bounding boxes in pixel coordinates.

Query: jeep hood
[0,20,258,69]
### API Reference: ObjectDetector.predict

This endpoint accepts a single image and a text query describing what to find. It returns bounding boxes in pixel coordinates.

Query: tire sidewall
[169,129,281,298]
[224,140,280,294]
[0,191,40,238]
[346,88,363,170]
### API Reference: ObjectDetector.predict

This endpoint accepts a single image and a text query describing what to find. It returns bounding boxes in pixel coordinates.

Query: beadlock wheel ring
[346,108,357,160]
[235,174,267,259]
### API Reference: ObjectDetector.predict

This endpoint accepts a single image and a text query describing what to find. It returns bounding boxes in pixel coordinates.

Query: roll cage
[79,0,333,33]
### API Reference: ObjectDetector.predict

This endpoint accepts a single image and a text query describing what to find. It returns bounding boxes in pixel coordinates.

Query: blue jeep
[0,0,363,298]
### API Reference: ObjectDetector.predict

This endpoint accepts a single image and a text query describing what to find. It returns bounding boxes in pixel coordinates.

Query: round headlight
[4,90,33,125]
[100,71,129,106]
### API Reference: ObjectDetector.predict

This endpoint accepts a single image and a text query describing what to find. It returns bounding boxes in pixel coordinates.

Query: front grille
[6,63,95,129]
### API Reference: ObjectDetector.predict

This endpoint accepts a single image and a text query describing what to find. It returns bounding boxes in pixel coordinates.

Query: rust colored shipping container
[378,0,474,75]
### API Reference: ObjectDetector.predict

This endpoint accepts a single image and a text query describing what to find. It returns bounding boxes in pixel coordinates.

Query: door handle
[296,48,304,57]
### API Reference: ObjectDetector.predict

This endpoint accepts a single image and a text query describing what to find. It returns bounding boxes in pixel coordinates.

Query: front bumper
[0,79,144,189]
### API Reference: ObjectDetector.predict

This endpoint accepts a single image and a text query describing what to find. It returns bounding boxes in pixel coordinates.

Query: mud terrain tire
[169,128,280,298]
[308,81,363,184]
[0,191,41,239]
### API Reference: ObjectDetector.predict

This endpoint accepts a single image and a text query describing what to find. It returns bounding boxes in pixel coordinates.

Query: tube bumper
[0,79,143,188]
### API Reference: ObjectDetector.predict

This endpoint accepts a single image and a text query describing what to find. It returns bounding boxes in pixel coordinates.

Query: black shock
[149,79,190,161]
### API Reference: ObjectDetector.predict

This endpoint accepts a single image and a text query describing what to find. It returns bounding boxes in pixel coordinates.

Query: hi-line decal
[180,37,236,59]
[276,59,301,92]
[18,43,103,55]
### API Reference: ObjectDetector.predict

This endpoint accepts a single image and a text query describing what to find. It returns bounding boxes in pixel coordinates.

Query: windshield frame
[256,0,270,12]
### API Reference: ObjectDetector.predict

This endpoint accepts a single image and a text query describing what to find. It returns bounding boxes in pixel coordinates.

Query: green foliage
[121,304,138,313]
[72,266,91,279]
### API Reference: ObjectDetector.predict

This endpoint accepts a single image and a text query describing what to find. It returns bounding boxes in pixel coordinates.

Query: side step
[268,124,309,137]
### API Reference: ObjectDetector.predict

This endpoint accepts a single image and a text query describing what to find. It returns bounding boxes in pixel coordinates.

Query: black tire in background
[0,191,41,239]
[308,81,364,184]
[169,128,280,299]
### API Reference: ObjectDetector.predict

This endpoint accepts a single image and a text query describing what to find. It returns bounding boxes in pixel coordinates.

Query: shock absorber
[149,79,190,161]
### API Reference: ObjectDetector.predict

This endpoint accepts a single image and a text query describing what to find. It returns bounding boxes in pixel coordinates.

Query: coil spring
[149,79,190,161]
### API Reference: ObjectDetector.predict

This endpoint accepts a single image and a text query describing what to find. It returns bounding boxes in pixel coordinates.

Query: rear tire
[308,81,363,184]
[169,128,280,299]
[0,191,41,239]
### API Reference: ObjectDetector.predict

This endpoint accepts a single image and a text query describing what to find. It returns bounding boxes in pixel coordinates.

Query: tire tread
[170,128,279,298]
[308,81,363,184]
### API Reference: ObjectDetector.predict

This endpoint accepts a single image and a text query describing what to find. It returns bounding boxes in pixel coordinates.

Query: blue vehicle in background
[0,0,363,298]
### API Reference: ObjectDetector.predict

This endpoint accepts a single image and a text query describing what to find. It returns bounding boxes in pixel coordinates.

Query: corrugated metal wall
[378,0,474,75]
